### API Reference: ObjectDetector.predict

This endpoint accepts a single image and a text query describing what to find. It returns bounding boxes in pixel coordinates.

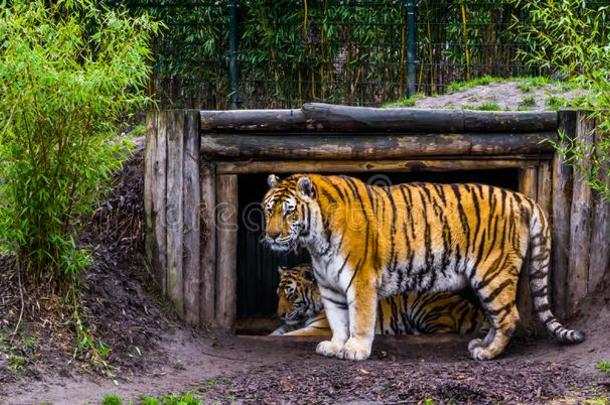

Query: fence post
[406,0,416,98]
[228,1,240,109]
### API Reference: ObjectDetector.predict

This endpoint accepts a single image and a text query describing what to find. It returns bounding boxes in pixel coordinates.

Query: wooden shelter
[144,104,609,332]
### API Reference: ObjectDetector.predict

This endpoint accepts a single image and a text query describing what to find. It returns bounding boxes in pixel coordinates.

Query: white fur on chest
[311,254,354,293]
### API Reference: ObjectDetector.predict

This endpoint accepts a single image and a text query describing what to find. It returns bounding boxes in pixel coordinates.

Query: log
[200,132,556,160]
[144,112,157,283]
[551,110,576,320]
[215,175,238,330]
[199,104,558,133]
[166,110,185,318]
[200,162,216,325]
[216,158,541,174]
[567,111,596,316]
[517,167,538,330]
[152,111,168,293]
[201,109,306,132]
[182,111,201,326]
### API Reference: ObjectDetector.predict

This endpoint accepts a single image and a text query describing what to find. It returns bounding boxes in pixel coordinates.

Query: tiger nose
[268,231,280,240]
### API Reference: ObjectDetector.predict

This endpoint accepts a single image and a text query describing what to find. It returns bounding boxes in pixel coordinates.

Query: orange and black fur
[271,264,486,336]
[262,174,585,361]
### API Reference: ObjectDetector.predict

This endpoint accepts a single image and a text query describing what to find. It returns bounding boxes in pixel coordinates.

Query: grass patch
[102,395,123,405]
[596,360,610,375]
[546,95,569,110]
[446,75,503,93]
[462,103,501,111]
[518,82,533,93]
[140,392,202,405]
[520,95,537,107]
[381,93,425,108]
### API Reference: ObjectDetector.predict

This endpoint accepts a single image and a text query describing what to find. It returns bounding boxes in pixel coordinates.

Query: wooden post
[183,111,201,326]
[588,115,610,292]
[552,111,576,320]
[145,111,168,293]
[215,175,238,330]
[200,162,217,325]
[567,111,596,315]
[518,167,538,330]
[166,111,185,318]
[144,112,157,284]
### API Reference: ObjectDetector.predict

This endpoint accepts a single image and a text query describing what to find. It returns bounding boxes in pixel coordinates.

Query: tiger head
[262,174,321,253]
[276,264,323,324]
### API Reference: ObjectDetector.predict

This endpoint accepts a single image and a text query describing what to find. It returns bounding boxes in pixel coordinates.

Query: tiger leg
[337,278,377,361]
[469,260,521,360]
[315,287,349,357]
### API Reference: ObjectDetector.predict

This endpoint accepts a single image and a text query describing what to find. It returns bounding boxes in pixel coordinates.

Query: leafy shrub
[0,0,159,292]
[513,0,610,201]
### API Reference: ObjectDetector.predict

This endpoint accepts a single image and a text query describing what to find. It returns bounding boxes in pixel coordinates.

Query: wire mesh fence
[120,1,547,109]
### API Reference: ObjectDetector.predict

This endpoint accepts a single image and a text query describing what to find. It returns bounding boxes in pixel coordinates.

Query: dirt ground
[1,98,609,404]
[410,80,586,111]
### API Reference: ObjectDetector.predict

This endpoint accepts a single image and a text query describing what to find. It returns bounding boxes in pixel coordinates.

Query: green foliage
[462,103,501,111]
[102,395,123,405]
[126,1,527,108]
[597,360,610,374]
[139,392,202,405]
[446,75,503,93]
[0,0,158,291]
[8,354,27,371]
[381,94,425,108]
[545,95,568,111]
[513,0,610,201]
[520,95,536,107]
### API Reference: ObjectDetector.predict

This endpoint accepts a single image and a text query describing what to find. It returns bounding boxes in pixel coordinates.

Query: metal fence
[121,1,541,109]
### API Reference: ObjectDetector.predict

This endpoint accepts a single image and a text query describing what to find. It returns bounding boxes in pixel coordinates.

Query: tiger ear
[297,176,316,200]
[277,265,288,274]
[267,174,279,188]
[301,266,315,281]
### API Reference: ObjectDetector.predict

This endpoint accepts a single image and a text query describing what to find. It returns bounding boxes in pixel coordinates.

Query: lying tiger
[271,263,487,337]
[263,174,585,361]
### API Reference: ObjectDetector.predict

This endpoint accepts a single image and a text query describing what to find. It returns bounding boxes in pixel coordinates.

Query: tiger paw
[336,338,371,361]
[468,338,484,352]
[316,340,343,357]
[468,344,497,361]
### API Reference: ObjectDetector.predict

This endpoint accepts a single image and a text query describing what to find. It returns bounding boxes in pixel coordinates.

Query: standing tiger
[271,263,487,336]
[262,174,585,361]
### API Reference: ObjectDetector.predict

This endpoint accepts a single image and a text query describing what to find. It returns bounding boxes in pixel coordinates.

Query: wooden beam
[200,162,217,325]
[200,132,556,161]
[567,111,596,316]
[182,111,201,326]
[216,158,542,175]
[166,110,185,318]
[551,110,576,320]
[518,167,538,331]
[215,175,238,330]
[200,104,557,133]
